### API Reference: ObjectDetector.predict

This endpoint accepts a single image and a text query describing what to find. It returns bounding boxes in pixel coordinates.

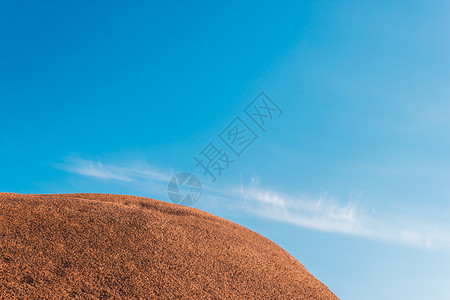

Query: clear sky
[1,1,450,299]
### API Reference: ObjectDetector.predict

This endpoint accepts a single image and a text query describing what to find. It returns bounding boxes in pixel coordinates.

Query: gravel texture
[0,193,338,299]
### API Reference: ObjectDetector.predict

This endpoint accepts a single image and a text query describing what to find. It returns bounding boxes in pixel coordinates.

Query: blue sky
[1,1,450,299]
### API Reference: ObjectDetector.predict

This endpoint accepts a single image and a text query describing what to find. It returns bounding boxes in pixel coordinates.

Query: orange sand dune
[0,193,338,299]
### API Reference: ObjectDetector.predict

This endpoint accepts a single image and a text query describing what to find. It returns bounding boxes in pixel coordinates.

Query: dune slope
[0,193,338,299]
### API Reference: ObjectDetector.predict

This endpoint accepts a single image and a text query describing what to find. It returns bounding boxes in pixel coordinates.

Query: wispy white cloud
[56,158,450,250]
[242,188,362,235]
[220,177,450,249]
[56,157,171,183]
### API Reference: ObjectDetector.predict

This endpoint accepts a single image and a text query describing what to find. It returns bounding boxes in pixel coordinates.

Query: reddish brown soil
[0,193,338,299]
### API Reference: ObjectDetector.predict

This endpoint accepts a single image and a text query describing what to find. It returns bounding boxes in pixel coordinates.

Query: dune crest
[0,193,338,299]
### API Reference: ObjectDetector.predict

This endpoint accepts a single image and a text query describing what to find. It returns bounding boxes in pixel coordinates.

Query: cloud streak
[56,158,450,250]
[230,178,450,249]
[57,157,171,183]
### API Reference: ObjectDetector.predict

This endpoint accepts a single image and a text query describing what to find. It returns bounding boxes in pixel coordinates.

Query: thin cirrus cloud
[57,157,172,183]
[57,158,450,250]
[232,178,450,250]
